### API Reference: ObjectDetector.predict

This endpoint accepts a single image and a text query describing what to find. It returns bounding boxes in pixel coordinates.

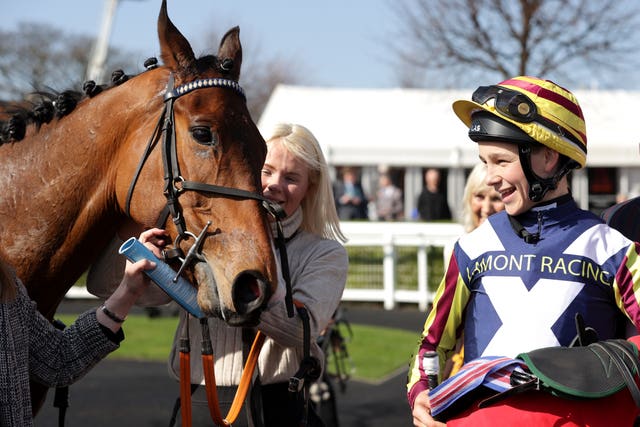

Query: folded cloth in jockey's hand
[428,356,527,420]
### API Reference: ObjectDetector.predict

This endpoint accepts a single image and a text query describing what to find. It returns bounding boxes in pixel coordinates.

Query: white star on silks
[481,276,584,358]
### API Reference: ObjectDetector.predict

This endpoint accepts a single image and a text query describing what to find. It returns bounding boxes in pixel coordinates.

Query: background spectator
[375,173,404,220]
[417,168,451,221]
[334,167,369,220]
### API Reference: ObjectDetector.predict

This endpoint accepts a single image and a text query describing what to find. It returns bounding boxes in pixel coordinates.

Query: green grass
[55,314,418,382]
[57,314,179,361]
[328,323,418,381]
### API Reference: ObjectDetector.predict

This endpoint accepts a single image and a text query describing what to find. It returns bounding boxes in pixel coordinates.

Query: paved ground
[34,303,427,427]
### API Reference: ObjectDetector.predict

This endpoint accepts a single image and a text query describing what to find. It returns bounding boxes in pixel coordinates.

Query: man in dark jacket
[417,168,451,221]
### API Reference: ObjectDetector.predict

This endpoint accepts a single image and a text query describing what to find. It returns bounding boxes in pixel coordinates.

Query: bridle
[124,72,297,316]
[124,73,283,270]
[124,72,317,427]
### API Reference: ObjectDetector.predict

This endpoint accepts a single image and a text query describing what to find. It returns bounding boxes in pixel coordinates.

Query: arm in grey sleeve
[258,238,348,349]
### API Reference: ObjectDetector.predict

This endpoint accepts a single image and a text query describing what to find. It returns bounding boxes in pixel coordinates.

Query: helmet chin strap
[518,145,576,202]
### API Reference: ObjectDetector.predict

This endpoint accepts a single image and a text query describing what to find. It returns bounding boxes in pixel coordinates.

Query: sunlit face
[261,140,310,218]
[470,185,504,228]
[478,141,547,216]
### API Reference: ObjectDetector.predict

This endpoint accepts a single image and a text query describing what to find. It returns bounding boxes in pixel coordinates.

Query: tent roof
[258,85,640,168]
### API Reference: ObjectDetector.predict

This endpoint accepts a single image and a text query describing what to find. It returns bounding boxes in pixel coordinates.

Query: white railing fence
[66,221,464,312]
[340,221,463,311]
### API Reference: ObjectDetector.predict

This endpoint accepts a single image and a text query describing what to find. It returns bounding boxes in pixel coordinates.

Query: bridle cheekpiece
[125,73,283,284]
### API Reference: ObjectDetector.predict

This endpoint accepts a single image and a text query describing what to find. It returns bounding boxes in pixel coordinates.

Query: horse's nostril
[248,281,260,299]
[236,279,260,304]
[233,271,266,315]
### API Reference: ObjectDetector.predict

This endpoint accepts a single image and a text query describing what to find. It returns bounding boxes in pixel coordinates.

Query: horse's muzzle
[193,261,270,326]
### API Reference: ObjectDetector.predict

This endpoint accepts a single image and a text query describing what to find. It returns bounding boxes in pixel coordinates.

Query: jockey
[407,76,640,427]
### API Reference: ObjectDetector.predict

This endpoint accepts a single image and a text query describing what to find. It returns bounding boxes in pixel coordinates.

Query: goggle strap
[533,115,585,152]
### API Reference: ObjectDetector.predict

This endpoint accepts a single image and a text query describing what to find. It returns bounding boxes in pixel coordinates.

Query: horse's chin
[223,310,261,327]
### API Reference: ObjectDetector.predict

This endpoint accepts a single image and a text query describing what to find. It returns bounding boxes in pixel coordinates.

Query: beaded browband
[164,77,245,101]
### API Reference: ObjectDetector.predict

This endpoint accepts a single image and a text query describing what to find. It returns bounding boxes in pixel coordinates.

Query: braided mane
[0,54,236,145]
[0,58,158,144]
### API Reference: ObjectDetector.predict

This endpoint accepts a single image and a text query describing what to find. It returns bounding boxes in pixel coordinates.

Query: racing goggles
[472,85,538,123]
[472,85,582,147]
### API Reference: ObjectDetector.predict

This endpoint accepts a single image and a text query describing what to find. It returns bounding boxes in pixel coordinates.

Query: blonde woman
[138,123,348,426]
[461,163,505,233]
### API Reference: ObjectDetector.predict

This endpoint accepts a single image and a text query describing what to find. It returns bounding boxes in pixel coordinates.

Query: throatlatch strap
[274,221,294,318]
[124,107,165,218]
[288,303,321,426]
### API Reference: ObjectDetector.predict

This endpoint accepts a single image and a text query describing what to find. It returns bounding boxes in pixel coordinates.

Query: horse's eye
[191,126,218,147]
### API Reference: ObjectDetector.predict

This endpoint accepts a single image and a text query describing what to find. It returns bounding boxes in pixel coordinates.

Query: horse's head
[119,1,277,325]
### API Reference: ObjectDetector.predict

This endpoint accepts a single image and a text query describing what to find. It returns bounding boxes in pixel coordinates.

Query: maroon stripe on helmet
[500,78,585,122]
[536,87,585,122]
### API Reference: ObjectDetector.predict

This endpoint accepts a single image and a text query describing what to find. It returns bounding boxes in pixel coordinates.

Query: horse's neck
[0,74,164,314]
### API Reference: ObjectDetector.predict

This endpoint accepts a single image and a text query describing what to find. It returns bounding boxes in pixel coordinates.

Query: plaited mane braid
[0,53,237,144]
[0,57,157,143]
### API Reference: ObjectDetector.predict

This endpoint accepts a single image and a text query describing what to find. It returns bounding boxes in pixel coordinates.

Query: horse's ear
[218,27,242,81]
[157,0,195,72]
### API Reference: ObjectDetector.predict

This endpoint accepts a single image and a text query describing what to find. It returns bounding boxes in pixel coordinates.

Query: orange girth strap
[179,351,192,427]
[202,331,266,426]
[178,318,266,427]
[199,319,266,426]
[178,312,193,427]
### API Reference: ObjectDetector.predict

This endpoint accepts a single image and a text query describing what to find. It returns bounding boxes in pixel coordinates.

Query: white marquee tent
[258,84,640,217]
[259,85,640,167]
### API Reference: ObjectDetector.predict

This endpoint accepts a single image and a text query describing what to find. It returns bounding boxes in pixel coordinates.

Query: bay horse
[0,0,278,414]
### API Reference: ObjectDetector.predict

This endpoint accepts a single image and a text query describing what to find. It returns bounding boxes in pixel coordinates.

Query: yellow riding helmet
[452,76,587,168]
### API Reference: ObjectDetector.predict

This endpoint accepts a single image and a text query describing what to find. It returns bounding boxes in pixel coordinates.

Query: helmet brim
[452,99,488,127]
[451,99,586,168]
